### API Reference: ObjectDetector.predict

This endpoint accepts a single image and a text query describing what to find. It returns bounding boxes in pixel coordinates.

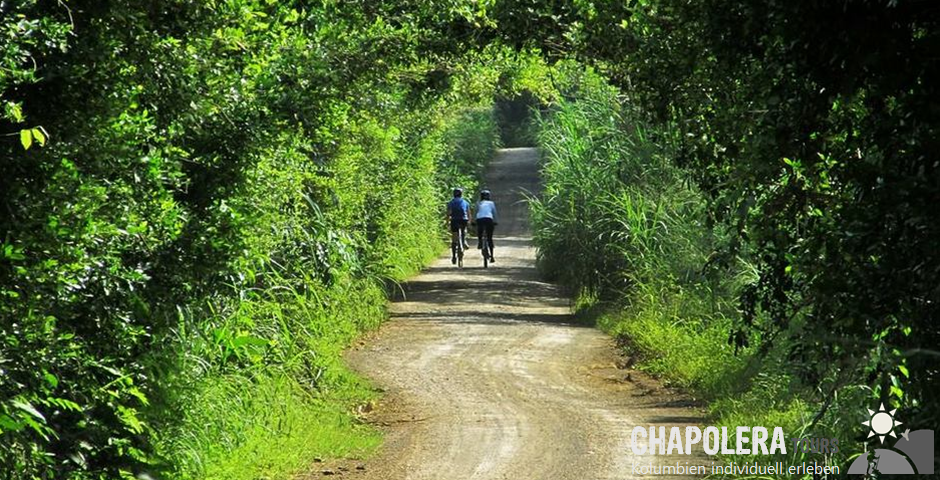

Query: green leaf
[117,405,145,434]
[0,414,23,432]
[43,371,58,388]
[31,128,46,146]
[45,397,82,412]
[126,387,150,406]
[898,365,909,378]
[22,417,50,440]
[4,101,24,122]
[20,129,32,150]
[11,399,45,422]
[890,385,904,399]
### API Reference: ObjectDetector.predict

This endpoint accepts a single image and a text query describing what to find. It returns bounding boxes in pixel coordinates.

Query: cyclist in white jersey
[474,189,497,262]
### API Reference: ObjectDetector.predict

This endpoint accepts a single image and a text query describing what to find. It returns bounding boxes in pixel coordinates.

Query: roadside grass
[174,373,380,480]
[156,278,388,480]
[596,298,744,398]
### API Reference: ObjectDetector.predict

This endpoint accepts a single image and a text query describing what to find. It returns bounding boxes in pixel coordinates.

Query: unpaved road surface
[334,148,704,479]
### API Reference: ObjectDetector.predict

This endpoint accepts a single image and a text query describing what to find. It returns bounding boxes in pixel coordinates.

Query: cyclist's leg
[461,220,470,249]
[476,220,484,249]
[485,220,495,259]
[450,220,459,263]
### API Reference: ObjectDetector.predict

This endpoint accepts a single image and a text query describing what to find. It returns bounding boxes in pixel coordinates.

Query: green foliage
[532,66,714,303]
[494,94,538,148]
[489,0,940,464]
[438,108,502,201]
[0,0,70,128]
[1,2,503,478]
[154,277,388,480]
[592,0,940,431]
[529,66,856,474]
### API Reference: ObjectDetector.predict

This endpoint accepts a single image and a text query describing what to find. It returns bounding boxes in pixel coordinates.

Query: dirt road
[340,148,704,479]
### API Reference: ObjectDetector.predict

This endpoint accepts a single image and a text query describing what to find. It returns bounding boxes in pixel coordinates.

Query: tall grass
[530,69,858,477]
[531,73,715,309]
[156,277,385,480]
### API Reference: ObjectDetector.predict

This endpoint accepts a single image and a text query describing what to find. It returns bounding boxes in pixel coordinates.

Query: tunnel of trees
[2,1,938,478]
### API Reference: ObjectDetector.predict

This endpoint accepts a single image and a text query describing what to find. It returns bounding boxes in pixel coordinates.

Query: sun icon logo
[863,403,903,443]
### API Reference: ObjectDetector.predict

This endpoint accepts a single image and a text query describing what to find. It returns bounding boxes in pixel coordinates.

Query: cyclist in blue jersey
[446,188,471,264]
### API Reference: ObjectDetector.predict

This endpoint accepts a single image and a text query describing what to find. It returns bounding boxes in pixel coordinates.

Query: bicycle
[481,230,493,268]
[474,218,495,268]
[451,226,466,268]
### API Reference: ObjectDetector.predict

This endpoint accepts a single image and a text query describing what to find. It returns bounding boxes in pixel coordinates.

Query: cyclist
[446,187,471,264]
[474,189,497,263]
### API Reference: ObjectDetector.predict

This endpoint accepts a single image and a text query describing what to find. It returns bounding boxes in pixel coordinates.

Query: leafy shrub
[498,0,940,437]
[0,3,503,478]
[530,66,859,472]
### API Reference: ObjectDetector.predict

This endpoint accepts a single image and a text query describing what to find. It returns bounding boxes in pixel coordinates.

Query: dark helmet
[453,187,463,197]
[480,189,491,200]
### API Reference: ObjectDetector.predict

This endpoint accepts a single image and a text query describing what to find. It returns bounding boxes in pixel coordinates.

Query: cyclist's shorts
[450,219,468,232]
[476,217,495,230]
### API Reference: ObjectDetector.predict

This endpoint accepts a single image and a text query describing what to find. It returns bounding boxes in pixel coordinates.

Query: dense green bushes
[478,0,939,441]
[530,66,862,473]
[532,67,745,397]
[1,2,502,478]
[619,0,937,429]
[481,0,940,473]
